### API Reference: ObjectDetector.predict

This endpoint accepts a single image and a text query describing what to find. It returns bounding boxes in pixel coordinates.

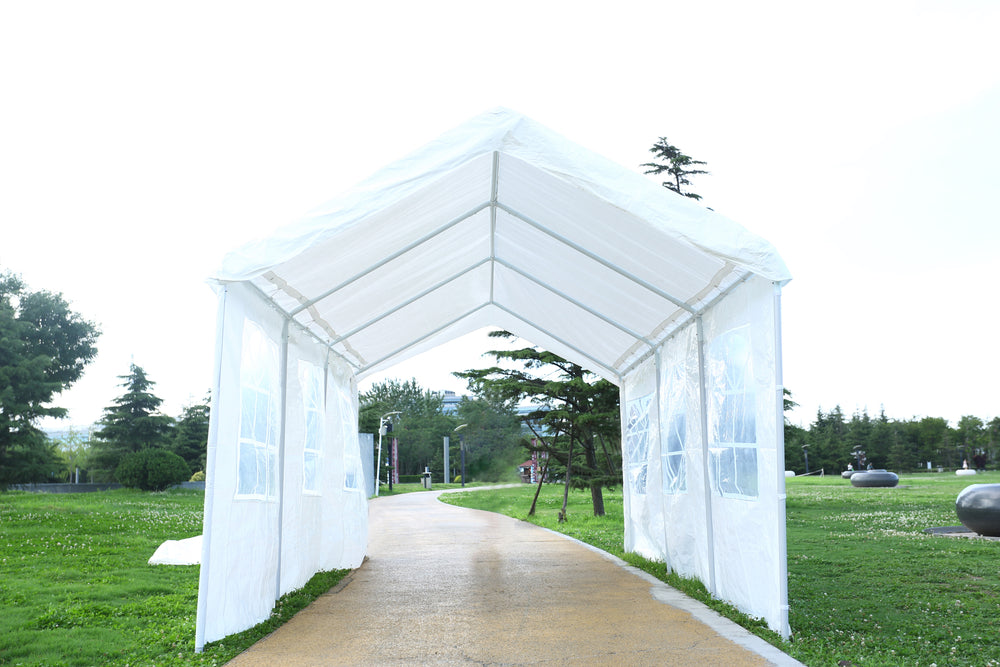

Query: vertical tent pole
[195,286,228,653]
[274,318,290,601]
[695,315,717,595]
[655,349,671,572]
[773,282,791,639]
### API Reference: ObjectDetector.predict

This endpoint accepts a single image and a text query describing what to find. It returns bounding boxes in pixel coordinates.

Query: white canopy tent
[196,108,793,649]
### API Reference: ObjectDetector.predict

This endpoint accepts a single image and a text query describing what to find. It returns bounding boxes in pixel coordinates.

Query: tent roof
[212,108,790,383]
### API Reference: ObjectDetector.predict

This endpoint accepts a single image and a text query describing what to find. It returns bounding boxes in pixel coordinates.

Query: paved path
[226,490,802,666]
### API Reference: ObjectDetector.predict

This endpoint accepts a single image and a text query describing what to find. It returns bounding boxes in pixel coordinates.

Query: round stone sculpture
[956,484,1000,537]
[850,469,899,488]
[956,469,977,476]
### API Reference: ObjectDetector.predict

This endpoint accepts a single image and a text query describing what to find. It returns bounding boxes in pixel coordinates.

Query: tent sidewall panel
[620,275,787,637]
[196,283,368,647]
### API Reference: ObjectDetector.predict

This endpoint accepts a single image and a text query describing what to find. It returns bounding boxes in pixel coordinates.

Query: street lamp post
[375,411,401,497]
[454,424,467,487]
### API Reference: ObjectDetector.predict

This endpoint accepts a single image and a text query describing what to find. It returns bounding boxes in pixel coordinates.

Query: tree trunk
[528,456,550,517]
[559,438,574,523]
[584,435,605,517]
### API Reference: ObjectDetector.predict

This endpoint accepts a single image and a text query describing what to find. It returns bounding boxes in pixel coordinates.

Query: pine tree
[641,137,709,200]
[456,331,620,519]
[90,364,174,480]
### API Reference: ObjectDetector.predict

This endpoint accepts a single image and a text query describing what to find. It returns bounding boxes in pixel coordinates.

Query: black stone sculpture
[956,484,1000,537]
[849,469,899,488]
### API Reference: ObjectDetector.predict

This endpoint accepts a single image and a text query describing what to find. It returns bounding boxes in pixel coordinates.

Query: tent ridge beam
[288,201,491,317]
[489,151,499,303]
[493,257,655,349]
[326,258,492,347]
[492,302,621,382]
[357,302,492,375]
[495,202,696,314]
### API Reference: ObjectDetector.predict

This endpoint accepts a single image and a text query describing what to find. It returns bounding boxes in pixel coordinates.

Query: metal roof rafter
[495,202,696,315]
[358,302,492,375]
[289,201,491,317]
[326,258,491,347]
[491,302,620,382]
[492,257,655,350]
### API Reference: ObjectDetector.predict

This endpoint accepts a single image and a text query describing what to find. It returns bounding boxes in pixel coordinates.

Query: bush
[189,470,206,482]
[115,449,191,491]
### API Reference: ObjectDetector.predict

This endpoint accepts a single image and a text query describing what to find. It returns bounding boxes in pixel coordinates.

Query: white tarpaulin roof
[211,107,790,384]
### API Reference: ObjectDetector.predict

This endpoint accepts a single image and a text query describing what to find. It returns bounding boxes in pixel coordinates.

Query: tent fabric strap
[617,268,756,378]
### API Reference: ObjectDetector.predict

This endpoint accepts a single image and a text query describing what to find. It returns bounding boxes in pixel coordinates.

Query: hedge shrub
[115,449,191,491]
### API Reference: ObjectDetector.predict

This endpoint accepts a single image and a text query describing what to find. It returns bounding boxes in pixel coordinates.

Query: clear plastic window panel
[625,394,652,496]
[708,325,758,499]
[661,359,687,494]
[298,360,324,495]
[236,320,280,499]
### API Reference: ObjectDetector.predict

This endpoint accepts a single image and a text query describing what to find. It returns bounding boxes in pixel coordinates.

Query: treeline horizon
[784,402,999,474]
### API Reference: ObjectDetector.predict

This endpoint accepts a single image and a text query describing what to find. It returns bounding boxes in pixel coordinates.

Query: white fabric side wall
[620,275,788,638]
[701,275,787,636]
[620,357,662,558]
[197,283,283,646]
[197,282,368,648]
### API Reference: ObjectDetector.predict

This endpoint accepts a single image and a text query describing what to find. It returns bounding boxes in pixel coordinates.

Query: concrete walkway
[226,490,803,666]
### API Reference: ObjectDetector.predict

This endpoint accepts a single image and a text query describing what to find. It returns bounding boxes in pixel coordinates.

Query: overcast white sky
[2,1,998,430]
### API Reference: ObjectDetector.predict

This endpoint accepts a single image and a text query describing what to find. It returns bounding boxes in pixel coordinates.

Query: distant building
[441,390,462,415]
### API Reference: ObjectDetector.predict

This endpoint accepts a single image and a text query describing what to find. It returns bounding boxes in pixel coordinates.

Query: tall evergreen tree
[90,364,174,480]
[641,137,709,200]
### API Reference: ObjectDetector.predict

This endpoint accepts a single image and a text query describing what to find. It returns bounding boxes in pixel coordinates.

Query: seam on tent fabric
[495,202,696,314]
[493,257,655,350]
[492,301,620,383]
[357,301,492,376]
[287,201,491,317]
[328,258,491,347]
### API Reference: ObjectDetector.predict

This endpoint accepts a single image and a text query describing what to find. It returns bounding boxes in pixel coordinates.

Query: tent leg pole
[275,319,290,602]
[195,286,228,653]
[773,282,791,639]
[655,349,671,572]
[696,315,717,596]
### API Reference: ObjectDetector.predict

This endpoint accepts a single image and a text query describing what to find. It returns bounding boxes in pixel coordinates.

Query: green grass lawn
[0,488,347,667]
[442,474,1000,667]
[3,476,999,666]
